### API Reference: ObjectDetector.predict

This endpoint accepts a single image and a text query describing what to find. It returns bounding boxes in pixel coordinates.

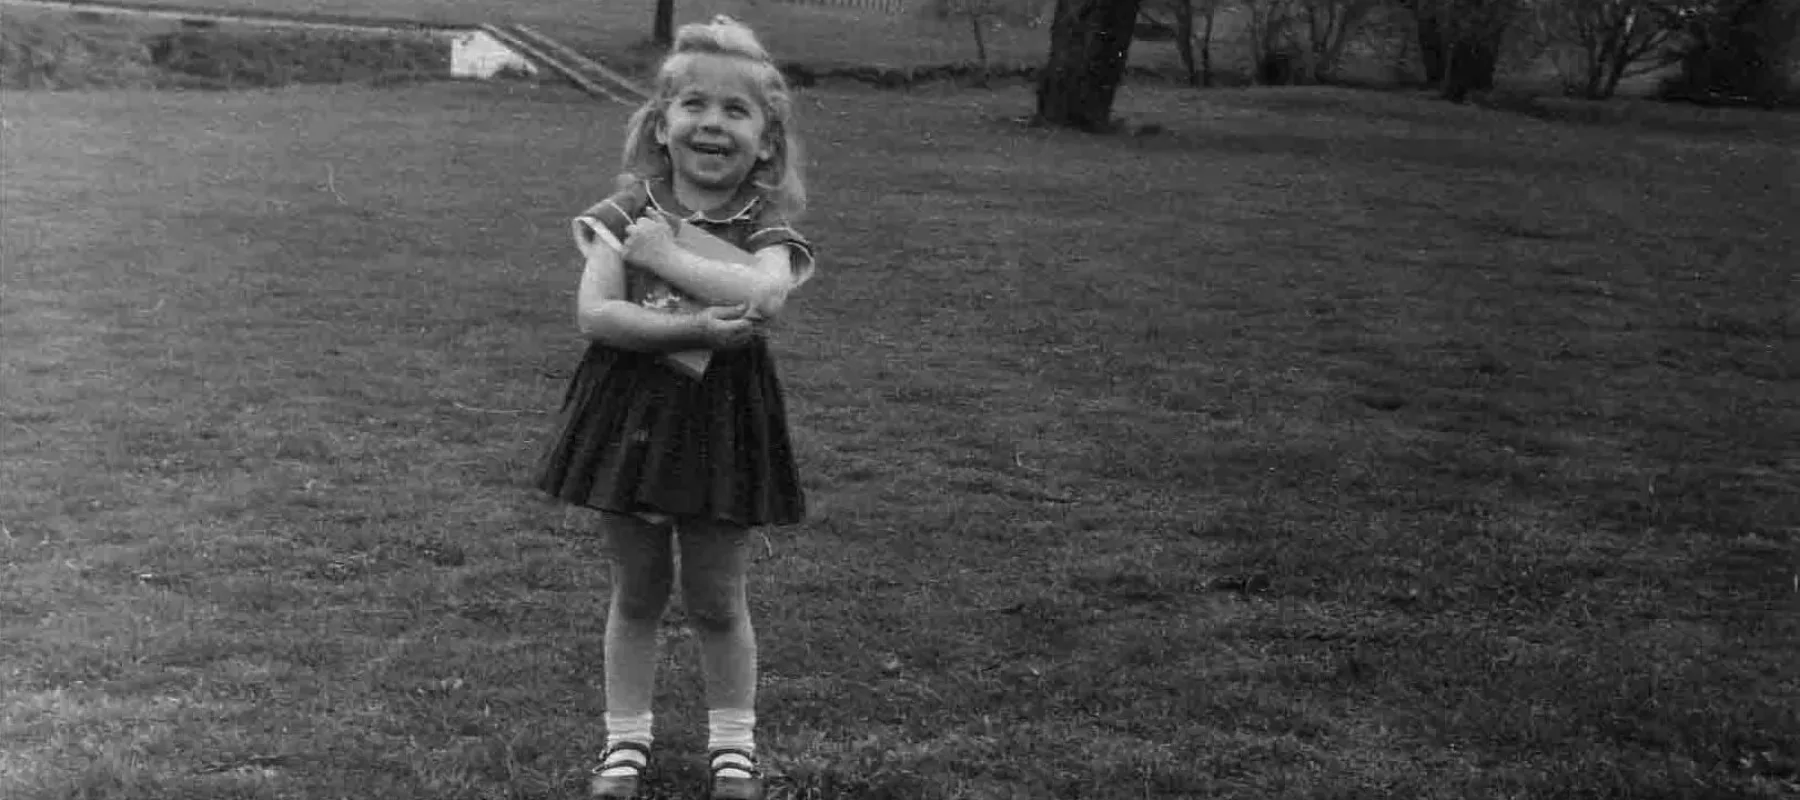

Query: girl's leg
[599,512,675,777]
[676,519,758,781]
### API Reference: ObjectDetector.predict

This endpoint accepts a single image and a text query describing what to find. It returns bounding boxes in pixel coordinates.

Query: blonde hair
[616,16,807,219]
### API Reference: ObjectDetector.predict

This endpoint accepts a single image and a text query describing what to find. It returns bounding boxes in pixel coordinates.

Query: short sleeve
[571,182,651,256]
[745,206,817,289]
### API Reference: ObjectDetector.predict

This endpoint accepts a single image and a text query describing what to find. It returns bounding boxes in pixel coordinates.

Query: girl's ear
[756,126,777,163]
[653,114,670,147]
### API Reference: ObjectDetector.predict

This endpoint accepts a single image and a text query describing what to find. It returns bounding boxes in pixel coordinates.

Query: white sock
[707,708,756,779]
[601,710,653,777]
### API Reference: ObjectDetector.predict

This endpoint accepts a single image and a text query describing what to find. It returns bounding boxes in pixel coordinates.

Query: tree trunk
[1200,1,1217,86]
[1410,0,1447,86]
[1316,0,1373,84]
[1299,4,1322,83]
[1583,39,1606,98]
[971,12,991,86]
[1173,0,1199,86]
[1441,33,1498,102]
[1394,20,1414,83]
[1599,46,1632,99]
[1036,0,1147,131]
[654,0,675,47]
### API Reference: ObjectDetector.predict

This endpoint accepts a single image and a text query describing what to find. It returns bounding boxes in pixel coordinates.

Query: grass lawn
[3,75,1798,799]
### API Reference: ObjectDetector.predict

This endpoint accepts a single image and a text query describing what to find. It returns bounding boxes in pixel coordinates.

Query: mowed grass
[3,78,1798,799]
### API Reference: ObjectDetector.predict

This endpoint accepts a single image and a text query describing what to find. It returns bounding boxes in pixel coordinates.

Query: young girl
[535,16,815,800]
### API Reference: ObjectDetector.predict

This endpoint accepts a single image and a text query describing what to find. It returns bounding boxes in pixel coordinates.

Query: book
[659,220,760,380]
[571,214,760,381]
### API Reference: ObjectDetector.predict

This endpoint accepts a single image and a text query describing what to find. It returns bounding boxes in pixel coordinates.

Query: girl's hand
[623,211,678,269]
[699,304,760,350]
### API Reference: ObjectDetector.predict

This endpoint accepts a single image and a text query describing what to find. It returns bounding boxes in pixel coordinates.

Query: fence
[775,0,910,16]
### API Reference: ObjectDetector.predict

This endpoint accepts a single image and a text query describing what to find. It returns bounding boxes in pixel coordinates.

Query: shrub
[0,17,159,90]
[1,14,451,91]
[146,29,448,88]
[1657,0,1800,108]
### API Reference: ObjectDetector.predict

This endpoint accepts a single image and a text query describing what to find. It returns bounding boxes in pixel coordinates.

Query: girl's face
[656,55,773,196]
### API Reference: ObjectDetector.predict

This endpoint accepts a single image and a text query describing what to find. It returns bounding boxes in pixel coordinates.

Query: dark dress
[536,178,814,527]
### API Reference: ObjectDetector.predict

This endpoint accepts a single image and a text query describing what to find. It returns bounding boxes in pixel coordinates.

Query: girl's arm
[576,244,749,352]
[645,246,797,318]
[622,215,796,317]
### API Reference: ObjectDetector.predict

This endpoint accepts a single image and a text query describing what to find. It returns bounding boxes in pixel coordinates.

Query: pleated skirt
[535,340,805,527]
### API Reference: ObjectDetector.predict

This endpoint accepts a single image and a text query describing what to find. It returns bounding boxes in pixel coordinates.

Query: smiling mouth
[686,142,734,156]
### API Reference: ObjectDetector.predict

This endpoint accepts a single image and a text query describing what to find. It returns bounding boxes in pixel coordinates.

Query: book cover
[641,220,760,380]
[571,215,760,381]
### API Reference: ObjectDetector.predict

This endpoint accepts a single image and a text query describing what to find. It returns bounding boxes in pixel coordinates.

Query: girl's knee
[609,557,674,621]
[677,519,752,633]
[683,583,749,634]
[604,513,675,622]
[613,579,672,622]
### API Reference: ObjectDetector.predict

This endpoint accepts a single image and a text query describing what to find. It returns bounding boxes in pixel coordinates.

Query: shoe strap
[598,741,651,770]
[709,747,759,776]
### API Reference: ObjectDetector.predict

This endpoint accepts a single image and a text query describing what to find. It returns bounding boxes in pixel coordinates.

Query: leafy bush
[1656,0,1800,108]
[784,59,1196,89]
[0,17,160,89]
[1,14,450,91]
[146,29,448,88]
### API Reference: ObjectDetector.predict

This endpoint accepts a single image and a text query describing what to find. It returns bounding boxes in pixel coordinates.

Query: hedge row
[1,17,447,90]
[779,60,1192,88]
